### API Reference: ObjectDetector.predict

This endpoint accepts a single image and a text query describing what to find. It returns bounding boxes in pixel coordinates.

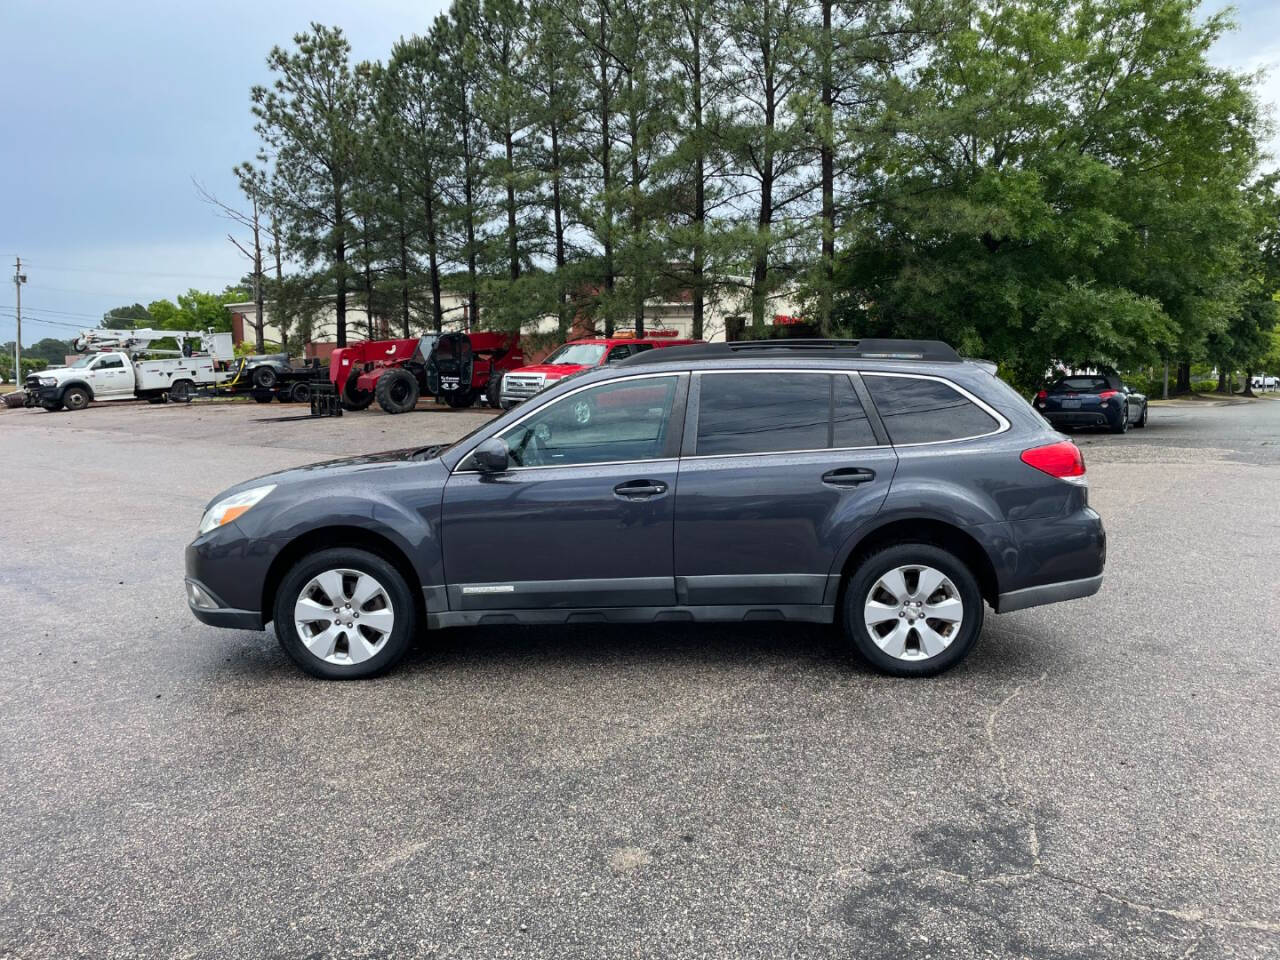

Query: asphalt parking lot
[1,395,1278,959]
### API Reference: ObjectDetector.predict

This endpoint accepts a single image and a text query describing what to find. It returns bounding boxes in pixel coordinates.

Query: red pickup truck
[496,330,698,409]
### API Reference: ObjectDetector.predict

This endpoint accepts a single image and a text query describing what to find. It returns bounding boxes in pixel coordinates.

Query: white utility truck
[24,328,235,412]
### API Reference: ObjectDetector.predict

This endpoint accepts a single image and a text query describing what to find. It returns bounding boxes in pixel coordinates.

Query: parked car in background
[497,330,698,409]
[186,338,1106,681]
[1034,374,1147,433]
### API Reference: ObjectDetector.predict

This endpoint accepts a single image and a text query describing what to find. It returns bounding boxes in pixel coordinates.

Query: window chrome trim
[857,370,1011,446]
[686,368,889,459]
[452,371,685,475]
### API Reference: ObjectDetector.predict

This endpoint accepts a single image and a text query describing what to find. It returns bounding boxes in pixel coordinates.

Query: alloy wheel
[293,568,396,665]
[862,564,964,661]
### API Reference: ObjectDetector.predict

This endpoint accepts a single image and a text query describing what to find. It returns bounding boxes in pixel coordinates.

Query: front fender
[58,379,94,400]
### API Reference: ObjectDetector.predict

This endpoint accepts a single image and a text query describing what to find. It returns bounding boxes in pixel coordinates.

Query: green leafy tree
[252,24,370,346]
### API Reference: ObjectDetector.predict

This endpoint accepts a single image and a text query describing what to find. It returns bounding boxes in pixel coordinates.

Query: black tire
[841,542,984,678]
[170,380,194,404]
[251,365,278,390]
[288,381,312,404]
[375,367,420,414]
[253,392,273,404]
[272,547,417,680]
[341,374,374,411]
[1135,404,1147,428]
[445,388,476,409]
[1109,404,1129,433]
[62,386,91,411]
[485,373,503,408]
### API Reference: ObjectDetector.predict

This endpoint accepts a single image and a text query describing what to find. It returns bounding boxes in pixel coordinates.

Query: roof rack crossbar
[622,337,963,365]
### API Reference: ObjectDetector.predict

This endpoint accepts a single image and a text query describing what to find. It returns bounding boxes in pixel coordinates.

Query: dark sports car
[1035,374,1147,434]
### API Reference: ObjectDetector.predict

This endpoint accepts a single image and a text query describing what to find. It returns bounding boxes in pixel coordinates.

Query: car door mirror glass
[470,437,510,473]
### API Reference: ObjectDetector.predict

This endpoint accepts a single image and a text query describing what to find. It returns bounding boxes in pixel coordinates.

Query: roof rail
[622,337,963,365]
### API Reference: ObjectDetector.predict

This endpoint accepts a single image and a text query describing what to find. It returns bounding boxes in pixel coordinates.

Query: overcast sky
[1,0,1277,345]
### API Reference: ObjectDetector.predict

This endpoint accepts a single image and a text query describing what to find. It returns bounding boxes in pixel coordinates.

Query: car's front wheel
[273,547,417,679]
[1135,404,1148,428]
[842,543,983,677]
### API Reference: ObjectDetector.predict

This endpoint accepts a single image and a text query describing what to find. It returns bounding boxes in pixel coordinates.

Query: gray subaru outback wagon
[186,339,1105,679]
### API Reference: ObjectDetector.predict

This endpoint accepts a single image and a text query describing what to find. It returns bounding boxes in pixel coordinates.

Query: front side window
[696,372,875,455]
[497,375,680,467]
[605,345,633,363]
[96,355,125,369]
[864,375,999,445]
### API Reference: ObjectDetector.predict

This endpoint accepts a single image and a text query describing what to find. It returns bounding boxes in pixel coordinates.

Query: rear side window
[864,375,999,445]
[696,373,877,455]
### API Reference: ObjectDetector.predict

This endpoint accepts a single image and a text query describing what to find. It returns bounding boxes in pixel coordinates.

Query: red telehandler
[329,331,523,413]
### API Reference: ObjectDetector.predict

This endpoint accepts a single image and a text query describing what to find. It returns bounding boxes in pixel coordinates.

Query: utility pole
[12,257,25,384]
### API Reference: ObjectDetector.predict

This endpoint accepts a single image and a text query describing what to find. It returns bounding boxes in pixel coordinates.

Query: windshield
[544,343,607,366]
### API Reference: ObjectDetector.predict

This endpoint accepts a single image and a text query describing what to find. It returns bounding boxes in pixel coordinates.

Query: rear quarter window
[864,375,1000,445]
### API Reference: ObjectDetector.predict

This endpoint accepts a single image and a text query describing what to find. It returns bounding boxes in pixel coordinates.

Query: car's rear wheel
[170,380,194,404]
[842,543,983,677]
[1110,404,1129,433]
[289,381,312,404]
[1135,404,1147,428]
[273,547,416,680]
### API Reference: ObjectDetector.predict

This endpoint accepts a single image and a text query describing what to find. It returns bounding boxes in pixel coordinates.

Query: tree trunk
[550,122,569,340]
[462,122,479,332]
[1175,360,1191,394]
[424,180,443,333]
[690,21,705,342]
[334,189,347,348]
[1242,369,1256,397]
[251,193,266,353]
[752,10,777,333]
[1217,367,1228,393]
[396,184,411,338]
[1162,359,1169,400]
[599,10,614,337]
[506,124,520,281]
[629,91,645,337]
[818,0,835,335]
[271,208,287,348]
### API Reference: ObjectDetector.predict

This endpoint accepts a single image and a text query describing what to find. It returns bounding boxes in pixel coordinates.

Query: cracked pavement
[1,396,1278,959]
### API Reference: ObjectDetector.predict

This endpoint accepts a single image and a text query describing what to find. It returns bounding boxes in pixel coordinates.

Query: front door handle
[614,479,668,499]
[822,467,876,487]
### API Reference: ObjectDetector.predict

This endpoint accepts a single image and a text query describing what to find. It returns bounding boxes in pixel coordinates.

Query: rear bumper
[996,574,1103,613]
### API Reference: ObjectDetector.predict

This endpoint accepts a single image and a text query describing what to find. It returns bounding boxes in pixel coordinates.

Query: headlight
[198,484,276,535]
[40,377,57,386]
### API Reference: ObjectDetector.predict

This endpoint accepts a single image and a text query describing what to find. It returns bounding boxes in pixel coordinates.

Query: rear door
[441,373,687,611]
[672,371,897,606]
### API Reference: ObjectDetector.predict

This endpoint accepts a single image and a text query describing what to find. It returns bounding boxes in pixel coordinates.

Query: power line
[21,261,238,282]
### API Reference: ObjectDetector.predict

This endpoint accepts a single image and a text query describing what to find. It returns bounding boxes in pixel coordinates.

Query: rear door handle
[614,479,668,499]
[822,468,876,487]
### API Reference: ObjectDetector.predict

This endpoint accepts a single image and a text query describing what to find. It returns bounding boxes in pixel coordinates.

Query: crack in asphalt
[976,671,1280,938]
[984,670,1048,867]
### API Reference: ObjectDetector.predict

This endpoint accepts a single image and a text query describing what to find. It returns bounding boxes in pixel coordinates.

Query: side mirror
[471,437,510,473]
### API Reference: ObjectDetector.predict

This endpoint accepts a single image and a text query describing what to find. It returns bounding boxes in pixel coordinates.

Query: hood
[208,446,445,507]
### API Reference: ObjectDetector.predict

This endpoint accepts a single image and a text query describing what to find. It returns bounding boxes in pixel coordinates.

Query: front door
[90,354,132,397]
[441,373,687,611]
[673,371,898,606]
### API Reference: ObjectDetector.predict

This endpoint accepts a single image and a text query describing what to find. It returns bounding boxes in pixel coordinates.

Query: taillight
[1036,390,1047,401]
[1098,389,1118,401]
[1021,440,1086,484]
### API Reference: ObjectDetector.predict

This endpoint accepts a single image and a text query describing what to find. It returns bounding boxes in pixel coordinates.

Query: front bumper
[185,578,265,629]
[24,384,59,406]
[185,525,277,631]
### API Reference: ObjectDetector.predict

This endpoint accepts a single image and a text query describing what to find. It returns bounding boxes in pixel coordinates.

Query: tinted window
[96,356,124,369]
[697,373,832,455]
[605,345,633,363]
[498,375,679,467]
[865,375,998,444]
[833,376,877,447]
